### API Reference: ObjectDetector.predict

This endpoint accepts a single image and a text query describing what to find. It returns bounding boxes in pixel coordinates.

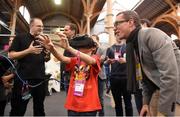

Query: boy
[38,34,101,116]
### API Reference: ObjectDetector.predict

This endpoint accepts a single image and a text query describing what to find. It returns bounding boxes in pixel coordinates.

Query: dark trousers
[110,78,133,116]
[68,110,97,116]
[10,78,46,116]
[45,74,51,96]
[63,72,70,94]
[134,89,143,114]
[0,100,6,116]
[98,77,105,116]
[60,74,65,91]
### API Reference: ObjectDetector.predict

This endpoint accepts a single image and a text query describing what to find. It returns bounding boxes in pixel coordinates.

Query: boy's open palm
[56,32,70,50]
[36,35,54,50]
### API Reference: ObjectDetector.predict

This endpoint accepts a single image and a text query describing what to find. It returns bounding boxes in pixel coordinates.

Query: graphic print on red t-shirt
[64,55,101,112]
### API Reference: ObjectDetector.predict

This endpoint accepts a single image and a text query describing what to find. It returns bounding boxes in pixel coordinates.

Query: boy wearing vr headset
[38,34,101,116]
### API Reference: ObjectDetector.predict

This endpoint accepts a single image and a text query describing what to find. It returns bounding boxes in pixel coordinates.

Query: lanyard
[77,51,80,68]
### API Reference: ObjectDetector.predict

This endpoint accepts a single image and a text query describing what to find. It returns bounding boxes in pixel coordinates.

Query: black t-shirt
[60,39,75,74]
[106,44,127,79]
[9,33,46,79]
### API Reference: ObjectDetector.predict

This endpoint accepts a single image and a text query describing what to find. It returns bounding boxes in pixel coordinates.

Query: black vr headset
[0,55,12,77]
[70,34,97,49]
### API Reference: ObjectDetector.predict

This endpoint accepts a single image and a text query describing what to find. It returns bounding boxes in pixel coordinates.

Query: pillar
[106,0,115,45]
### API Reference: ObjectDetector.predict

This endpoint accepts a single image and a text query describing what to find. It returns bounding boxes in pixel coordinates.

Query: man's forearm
[9,49,30,59]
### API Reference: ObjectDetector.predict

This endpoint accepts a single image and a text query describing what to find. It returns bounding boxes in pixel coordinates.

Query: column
[10,0,19,36]
[106,0,115,45]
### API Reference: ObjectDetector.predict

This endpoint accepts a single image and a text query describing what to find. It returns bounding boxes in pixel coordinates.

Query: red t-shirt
[64,55,101,112]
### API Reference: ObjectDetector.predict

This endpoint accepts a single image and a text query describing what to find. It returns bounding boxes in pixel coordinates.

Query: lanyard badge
[74,79,86,96]
[134,51,143,89]
[73,51,86,97]
[114,47,122,60]
[21,82,32,101]
[136,63,142,81]
[114,52,121,60]
[135,52,142,81]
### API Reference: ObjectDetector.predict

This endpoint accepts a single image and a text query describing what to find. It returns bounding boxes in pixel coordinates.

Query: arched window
[98,32,109,43]
[19,6,30,24]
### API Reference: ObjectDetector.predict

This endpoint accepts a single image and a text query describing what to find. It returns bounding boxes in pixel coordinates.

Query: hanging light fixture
[54,0,61,5]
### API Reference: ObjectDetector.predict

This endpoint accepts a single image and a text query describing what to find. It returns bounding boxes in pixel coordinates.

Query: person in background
[9,18,50,116]
[105,37,133,116]
[45,54,60,96]
[140,19,152,28]
[114,10,180,116]
[91,34,107,116]
[104,61,110,94]
[0,36,15,116]
[174,39,180,49]
[0,71,14,116]
[61,23,78,93]
[38,34,101,116]
[63,23,78,40]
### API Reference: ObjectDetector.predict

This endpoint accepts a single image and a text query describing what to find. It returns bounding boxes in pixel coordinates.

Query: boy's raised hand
[37,32,70,51]
[36,35,54,51]
[55,32,70,50]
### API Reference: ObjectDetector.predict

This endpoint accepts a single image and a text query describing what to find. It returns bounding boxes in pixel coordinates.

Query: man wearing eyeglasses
[114,10,180,116]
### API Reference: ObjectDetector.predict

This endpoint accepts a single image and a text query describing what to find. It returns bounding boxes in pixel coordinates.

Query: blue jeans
[98,77,105,116]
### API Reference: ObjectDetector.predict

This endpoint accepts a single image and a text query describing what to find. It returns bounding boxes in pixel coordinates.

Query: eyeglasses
[114,20,129,27]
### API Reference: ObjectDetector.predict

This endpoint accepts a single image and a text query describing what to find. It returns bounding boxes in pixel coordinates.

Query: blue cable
[0,54,69,88]
[0,54,27,85]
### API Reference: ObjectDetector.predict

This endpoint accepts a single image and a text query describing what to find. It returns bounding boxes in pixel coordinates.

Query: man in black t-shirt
[9,18,50,116]
[61,23,77,93]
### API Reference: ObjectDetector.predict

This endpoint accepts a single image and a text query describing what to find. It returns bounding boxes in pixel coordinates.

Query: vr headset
[0,55,12,77]
[70,34,97,49]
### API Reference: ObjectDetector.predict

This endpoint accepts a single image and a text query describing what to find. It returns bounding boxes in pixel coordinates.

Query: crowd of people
[0,10,180,116]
